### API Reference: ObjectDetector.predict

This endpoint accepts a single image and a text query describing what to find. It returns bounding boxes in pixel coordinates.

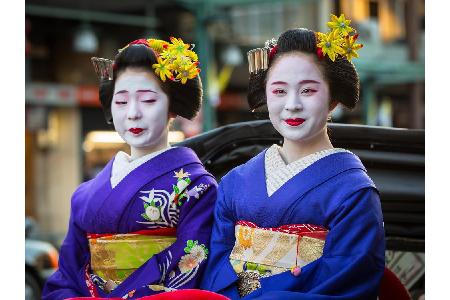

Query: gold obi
[89,233,176,284]
[229,221,328,297]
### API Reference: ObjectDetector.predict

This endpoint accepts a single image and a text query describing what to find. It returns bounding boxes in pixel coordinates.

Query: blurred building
[25,0,424,241]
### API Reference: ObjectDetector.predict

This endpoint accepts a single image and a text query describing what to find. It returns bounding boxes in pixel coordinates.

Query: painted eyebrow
[299,80,320,84]
[270,80,320,85]
[270,81,288,85]
[114,90,128,95]
[114,89,156,95]
[136,89,156,93]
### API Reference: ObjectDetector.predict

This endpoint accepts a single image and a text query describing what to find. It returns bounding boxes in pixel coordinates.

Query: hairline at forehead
[115,66,158,81]
[266,51,325,82]
[113,67,168,98]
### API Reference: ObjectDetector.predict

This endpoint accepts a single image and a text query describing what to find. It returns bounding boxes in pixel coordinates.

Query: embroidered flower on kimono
[174,168,191,179]
[178,240,209,273]
[184,239,208,256]
[144,205,161,221]
[187,185,202,199]
[189,244,207,262]
[178,253,200,273]
[171,169,193,206]
[140,191,162,221]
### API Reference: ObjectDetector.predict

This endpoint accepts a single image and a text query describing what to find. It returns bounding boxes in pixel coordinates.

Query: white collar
[110,147,172,188]
[264,144,349,196]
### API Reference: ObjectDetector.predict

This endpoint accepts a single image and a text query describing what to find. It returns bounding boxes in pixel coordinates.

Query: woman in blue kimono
[201,15,385,300]
[43,37,218,299]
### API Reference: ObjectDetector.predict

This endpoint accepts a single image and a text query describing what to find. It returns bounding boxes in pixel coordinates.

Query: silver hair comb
[247,38,277,74]
[91,57,114,80]
[247,48,269,74]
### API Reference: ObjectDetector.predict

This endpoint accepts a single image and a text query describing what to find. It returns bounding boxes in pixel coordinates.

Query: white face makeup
[111,69,170,152]
[266,53,331,144]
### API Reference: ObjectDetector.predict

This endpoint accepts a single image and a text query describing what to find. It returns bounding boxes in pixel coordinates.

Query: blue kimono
[43,147,217,299]
[201,149,385,299]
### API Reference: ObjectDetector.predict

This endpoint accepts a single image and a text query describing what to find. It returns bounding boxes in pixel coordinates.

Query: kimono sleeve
[155,175,218,289]
[42,197,90,299]
[247,187,385,300]
[200,174,239,292]
[111,175,218,298]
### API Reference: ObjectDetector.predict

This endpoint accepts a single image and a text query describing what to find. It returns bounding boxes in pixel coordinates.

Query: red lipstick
[285,118,305,126]
[129,128,144,134]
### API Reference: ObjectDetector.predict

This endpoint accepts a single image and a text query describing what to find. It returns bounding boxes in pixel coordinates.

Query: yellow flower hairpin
[327,13,353,37]
[343,34,363,61]
[152,57,173,82]
[316,13,363,62]
[316,31,345,62]
[119,37,200,84]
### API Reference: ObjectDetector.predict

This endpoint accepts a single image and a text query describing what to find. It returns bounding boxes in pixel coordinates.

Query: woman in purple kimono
[201,15,385,299]
[43,37,217,299]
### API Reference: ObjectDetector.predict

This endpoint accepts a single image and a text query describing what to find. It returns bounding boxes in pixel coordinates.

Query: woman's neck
[280,128,333,164]
[129,136,169,161]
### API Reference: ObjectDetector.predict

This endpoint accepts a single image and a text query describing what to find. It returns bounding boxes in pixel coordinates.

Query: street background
[21,0,426,299]
[25,0,424,243]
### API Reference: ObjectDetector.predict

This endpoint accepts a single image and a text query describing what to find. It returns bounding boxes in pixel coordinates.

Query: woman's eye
[301,88,317,94]
[115,101,127,105]
[272,89,286,95]
[142,99,156,103]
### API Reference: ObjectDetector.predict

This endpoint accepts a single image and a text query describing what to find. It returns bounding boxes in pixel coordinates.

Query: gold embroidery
[262,233,297,266]
[297,236,325,262]
[230,225,327,277]
[237,226,254,249]
[248,229,268,257]
[230,224,328,297]
[89,234,176,283]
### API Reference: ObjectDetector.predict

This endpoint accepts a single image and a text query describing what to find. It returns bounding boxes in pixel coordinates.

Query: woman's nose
[127,101,142,120]
[284,94,303,111]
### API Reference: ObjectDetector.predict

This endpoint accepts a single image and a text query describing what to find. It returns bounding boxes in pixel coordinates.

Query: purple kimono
[43,147,217,299]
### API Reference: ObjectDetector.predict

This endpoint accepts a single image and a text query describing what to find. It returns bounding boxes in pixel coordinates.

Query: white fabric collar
[264,144,349,196]
[110,147,173,188]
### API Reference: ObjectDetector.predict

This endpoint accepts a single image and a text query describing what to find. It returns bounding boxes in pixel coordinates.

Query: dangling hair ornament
[91,36,200,85]
[316,13,363,62]
[247,38,278,74]
[91,57,114,80]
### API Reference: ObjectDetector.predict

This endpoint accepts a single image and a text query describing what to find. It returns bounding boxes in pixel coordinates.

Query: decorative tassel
[291,266,301,276]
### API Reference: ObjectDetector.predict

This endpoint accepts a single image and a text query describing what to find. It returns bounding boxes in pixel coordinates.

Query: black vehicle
[178,120,425,298]
[25,218,59,300]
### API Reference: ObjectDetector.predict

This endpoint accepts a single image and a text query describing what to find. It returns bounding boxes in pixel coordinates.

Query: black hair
[99,44,202,123]
[248,28,359,111]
